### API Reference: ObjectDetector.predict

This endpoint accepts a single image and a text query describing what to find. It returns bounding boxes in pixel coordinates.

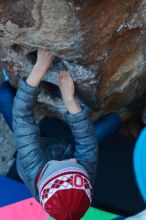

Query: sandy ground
[0,115,16,175]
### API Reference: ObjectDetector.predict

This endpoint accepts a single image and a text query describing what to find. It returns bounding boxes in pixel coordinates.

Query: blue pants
[0,82,16,131]
[0,81,122,181]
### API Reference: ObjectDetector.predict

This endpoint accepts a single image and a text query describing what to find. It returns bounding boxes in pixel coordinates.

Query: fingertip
[67,71,72,79]
[57,73,60,80]
[62,71,65,77]
[66,70,69,75]
[58,70,62,80]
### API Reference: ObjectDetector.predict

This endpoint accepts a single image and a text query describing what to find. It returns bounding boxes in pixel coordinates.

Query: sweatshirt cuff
[18,77,41,96]
[65,106,88,123]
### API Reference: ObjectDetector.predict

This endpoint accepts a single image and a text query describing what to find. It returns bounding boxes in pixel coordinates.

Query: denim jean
[0,81,122,181]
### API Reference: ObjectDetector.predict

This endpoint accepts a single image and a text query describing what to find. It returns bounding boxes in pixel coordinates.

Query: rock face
[0,0,146,118]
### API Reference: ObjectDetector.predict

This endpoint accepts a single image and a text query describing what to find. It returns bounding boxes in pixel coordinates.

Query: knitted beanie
[37,161,92,220]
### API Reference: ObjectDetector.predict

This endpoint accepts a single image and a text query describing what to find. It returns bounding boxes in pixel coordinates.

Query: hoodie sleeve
[12,78,48,191]
[65,107,98,186]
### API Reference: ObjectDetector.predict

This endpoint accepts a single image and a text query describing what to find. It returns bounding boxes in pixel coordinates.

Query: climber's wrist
[26,65,47,87]
[65,97,82,114]
[33,63,49,77]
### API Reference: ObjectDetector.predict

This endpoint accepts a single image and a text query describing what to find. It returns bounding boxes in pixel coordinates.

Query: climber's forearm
[26,64,47,87]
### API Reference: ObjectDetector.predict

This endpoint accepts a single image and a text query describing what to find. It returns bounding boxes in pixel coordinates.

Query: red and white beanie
[38,167,92,220]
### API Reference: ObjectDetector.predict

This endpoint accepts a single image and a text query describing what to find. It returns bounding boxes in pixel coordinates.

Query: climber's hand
[36,48,55,74]
[26,48,54,87]
[57,70,82,114]
[58,71,75,102]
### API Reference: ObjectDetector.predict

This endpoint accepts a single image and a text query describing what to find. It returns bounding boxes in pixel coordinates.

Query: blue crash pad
[0,176,31,207]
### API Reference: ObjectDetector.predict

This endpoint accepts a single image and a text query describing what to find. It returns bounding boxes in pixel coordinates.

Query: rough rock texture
[0,0,146,117]
[0,115,15,175]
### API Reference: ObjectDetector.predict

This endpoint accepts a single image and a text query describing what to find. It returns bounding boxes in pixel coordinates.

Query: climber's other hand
[57,70,75,102]
[57,70,82,114]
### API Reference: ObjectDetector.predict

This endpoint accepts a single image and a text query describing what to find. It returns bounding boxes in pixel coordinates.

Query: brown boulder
[0,0,146,119]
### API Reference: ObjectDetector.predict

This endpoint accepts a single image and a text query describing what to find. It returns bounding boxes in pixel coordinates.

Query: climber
[0,48,121,219]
